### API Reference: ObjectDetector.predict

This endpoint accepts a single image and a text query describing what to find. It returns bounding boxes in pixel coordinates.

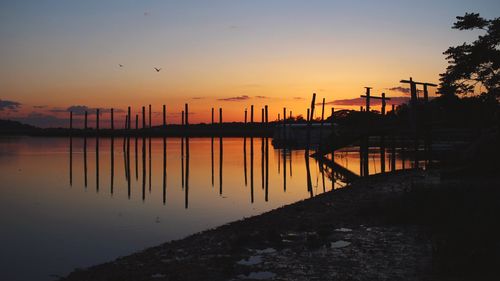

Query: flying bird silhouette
[119,64,124,67]
[154,67,162,72]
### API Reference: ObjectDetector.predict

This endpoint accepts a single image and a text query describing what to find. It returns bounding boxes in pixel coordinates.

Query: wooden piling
[148,104,152,128]
[142,106,146,129]
[211,108,214,125]
[127,106,131,129]
[84,111,88,130]
[110,108,114,130]
[184,103,189,126]
[219,108,222,124]
[96,109,99,131]
[244,108,247,124]
[381,93,387,115]
[319,98,325,149]
[250,105,254,124]
[306,93,317,151]
[181,110,185,126]
[265,105,268,126]
[69,111,73,131]
[283,107,287,141]
[163,105,166,127]
[135,114,138,130]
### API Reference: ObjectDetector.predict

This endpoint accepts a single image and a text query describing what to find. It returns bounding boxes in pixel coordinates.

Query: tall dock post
[127,107,131,129]
[163,105,166,127]
[265,105,268,126]
[142,106,146,129]
[184,103,189,125]
[96,109,100,131]
[148,104,152,128]
[250,105,254,124]
[84,111,88,131]
[110,108,114,130]
[69,111,73,131]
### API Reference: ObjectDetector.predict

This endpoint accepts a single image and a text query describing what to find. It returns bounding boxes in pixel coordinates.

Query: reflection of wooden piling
[219,136,223,195]
[250,136,254,203]
[261,137,264,190]
[181,134,184,189]
[265,137,269,202]
[283,148,286,192]
[69,112,73,185]
[244,137,247,186]
[84,136,87,187]
[148,137,151,192]
[135,136,138,180]
[185,137,190,209]
[111,137,114,194]
[211,136,214,187]
[162,136,167,204]
[380,135,386,173]
[126,136,130,198]
[96,136,99,192]
[142,137,146,201]
[305,151,313,197]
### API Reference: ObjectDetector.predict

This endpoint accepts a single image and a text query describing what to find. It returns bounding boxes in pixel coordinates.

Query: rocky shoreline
[60,169,451,281]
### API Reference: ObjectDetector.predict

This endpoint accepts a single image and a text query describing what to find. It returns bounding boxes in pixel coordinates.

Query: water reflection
[68,137,427,206]
[0,136,428,281]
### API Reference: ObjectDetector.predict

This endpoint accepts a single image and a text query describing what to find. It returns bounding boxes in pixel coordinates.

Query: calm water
[0,136,412,281]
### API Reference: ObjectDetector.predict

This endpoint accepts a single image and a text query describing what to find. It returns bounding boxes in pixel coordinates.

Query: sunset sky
[1,0,499,127]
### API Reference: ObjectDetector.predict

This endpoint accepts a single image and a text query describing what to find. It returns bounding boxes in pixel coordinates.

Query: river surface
[0,136,414,281]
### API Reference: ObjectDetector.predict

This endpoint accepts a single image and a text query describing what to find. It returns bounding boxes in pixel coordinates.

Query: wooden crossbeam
[400,77,437,102]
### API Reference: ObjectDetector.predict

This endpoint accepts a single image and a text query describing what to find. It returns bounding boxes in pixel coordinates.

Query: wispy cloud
[12,112,68,128]
[217,95,250,102]
[324,97,410,106]
[33,105,47,109]
[0,99,21,111]
[192,97,205,100]
[293,97,305,100]
[49,105,124,115]
[255,95,268,99]
[386,86,423,95]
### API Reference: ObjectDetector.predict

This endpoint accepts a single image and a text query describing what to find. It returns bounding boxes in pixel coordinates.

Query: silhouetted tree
[439,13,499,98]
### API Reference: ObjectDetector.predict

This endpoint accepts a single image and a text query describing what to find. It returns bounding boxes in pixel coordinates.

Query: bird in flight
[154,67,162,72]
[119,64,124,67]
